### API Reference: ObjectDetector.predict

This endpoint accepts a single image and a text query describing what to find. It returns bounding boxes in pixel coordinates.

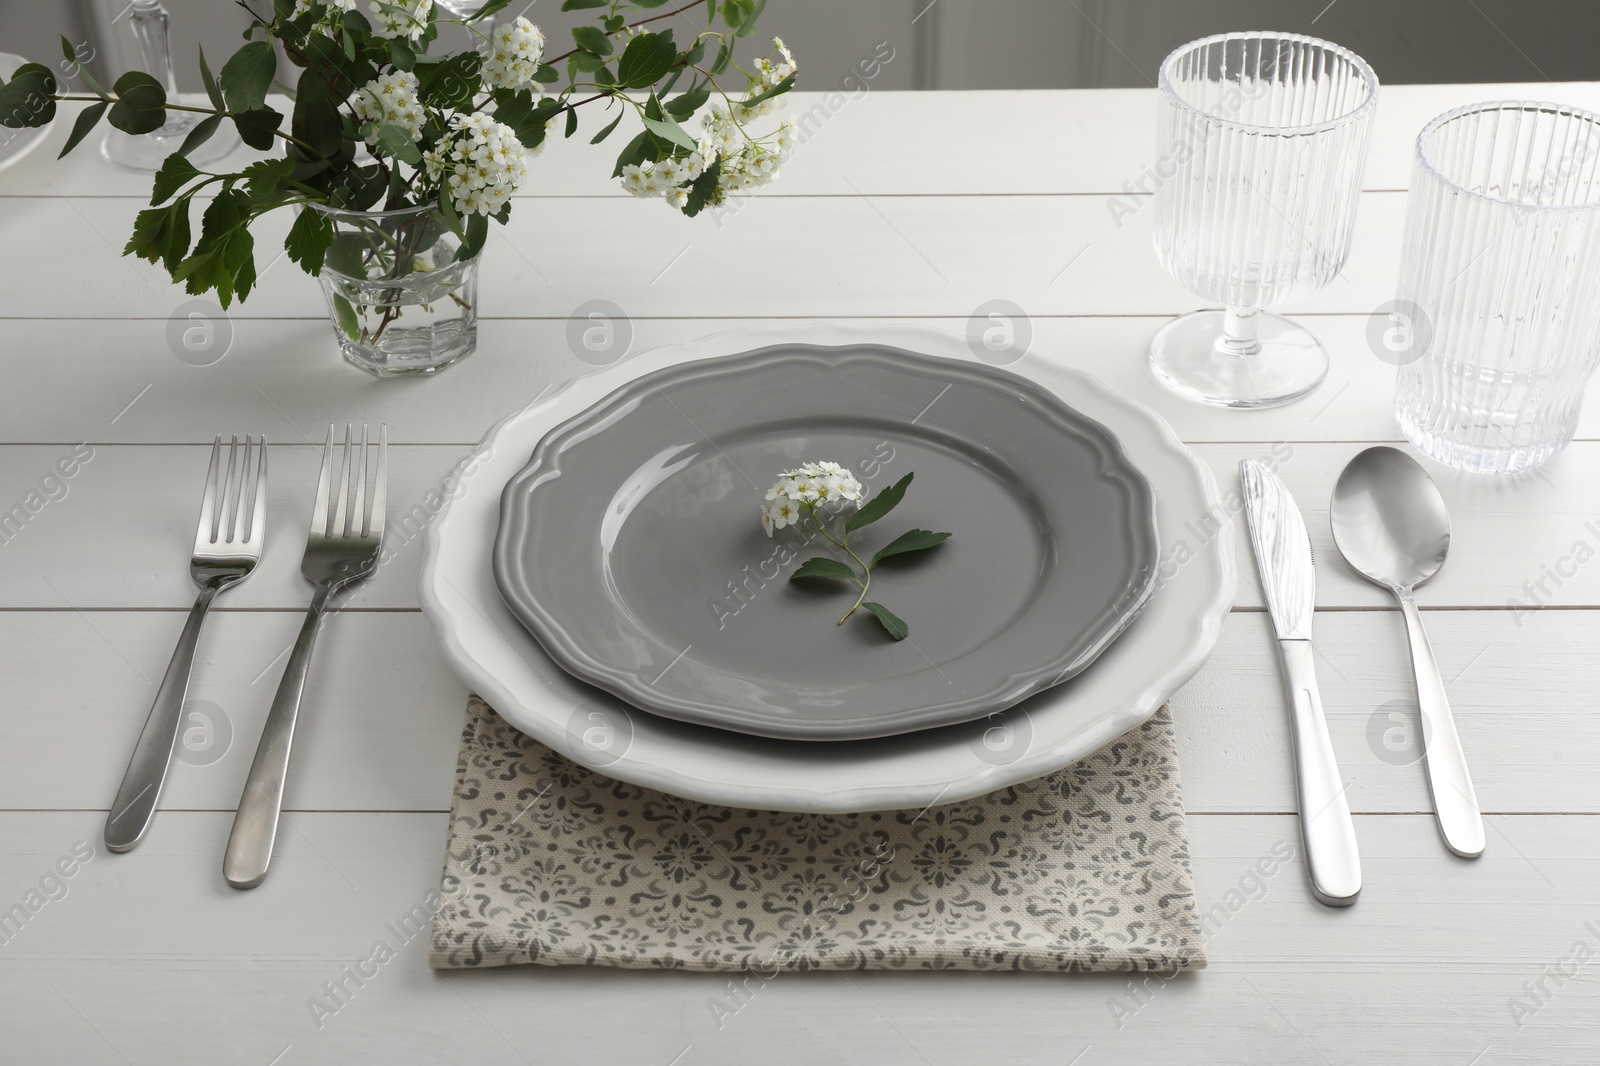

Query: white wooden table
[4,84,1600,1065]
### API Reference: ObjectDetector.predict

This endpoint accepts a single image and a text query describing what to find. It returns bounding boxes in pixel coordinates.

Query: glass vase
[311,203,480,377]
[1149,32,1379,408]
[1393,102,1600,473]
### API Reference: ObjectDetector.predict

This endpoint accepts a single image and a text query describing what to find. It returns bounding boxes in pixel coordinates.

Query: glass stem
[1221,307,1262,358]
[128,0,179,98]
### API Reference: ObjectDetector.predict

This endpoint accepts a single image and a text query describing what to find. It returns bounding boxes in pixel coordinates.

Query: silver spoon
[1330,446,1485,859]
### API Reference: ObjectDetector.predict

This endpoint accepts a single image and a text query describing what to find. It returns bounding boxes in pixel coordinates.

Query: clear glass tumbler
[1150,32,1379,408]
[311,203,481,377]
[1393,102,1600,473]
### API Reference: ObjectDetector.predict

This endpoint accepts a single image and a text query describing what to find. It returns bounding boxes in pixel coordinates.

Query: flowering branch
[0,0,794,308]
[764,465,952,641]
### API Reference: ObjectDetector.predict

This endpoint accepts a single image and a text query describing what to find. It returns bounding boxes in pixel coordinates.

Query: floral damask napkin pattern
[430,696,1206,973]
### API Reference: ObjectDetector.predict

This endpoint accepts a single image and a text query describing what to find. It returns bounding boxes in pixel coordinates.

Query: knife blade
[1239,459,1361,907]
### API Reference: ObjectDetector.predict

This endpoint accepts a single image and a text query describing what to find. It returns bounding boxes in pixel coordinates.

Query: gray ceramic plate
[493,343,1159,741]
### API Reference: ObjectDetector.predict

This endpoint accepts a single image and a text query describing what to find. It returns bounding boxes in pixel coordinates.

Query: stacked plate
[420,324,1232,813]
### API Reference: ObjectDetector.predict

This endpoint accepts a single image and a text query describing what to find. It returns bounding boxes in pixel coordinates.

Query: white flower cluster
[291,0,356,18]
[743,37,797,120]
[352,70,425,144]
[422,112,537,216]
[619,152,706,209]
[761,461,864,536]
[370,0,432,42]
[614,36,799,213]
[482,16,545,89]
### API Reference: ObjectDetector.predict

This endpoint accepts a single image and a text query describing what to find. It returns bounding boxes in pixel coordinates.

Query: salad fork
[106,434,267,853]
[225,424,386,889]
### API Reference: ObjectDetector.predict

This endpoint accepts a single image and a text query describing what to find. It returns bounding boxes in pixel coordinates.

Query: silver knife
[1239,460,1361,907]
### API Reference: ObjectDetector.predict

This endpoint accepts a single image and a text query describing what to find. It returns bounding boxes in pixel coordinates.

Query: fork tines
[312,424,388,540]
[196,434,267,553]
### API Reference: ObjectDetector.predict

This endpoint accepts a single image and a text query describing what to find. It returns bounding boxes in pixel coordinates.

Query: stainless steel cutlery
[105,435,267,853]
[1240,459,1362,907]
[225,424,387,890]
[1331,446,1484,859]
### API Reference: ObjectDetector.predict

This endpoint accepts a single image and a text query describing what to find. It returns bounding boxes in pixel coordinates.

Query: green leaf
[709,39,733,76]
[297,32,372,97]
[376,123,421,164]
[219,39,275,112]
[240,156,294,198]
[470,0,515,18]
[198,45,225,110]
[284,206,333,274]
[178,113,224,157]
[232,106,283,151]
[616,30,676,88]
[640,114,696,153]
[680,153,719,216]
[732,0,767,36]
[491,88,553,152]
[610,128,657,176]
[151,153,201,205]
[564,106,578,138]
[291,68,343,159]
[324,231,367,276]
[721,0,765,33]
[0,62,58,129]
[569,51,606,74]
[861,601,909,641]
[161,198,191,273]
[437,186,464,239]
[417,51,481,109]
[589,108,624,144]
[603,14,626,32]
[460,212,489,261]
[532,63,559,84]
[560,0,608,8]
[388,39,416,71]
[571,25,612,56]
[331,294,360,339]
[871,529,952,566]
[846,473,913,533]
[790,557,858,583]
[663,87,709,121]
[107,71,166,135]
[58,99,108,158]
[123,206,172,263]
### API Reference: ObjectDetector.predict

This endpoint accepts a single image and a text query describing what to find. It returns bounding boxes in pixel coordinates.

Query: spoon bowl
[1330,445,1451,591]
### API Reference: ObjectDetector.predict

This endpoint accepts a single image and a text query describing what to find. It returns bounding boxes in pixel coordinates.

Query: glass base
[1148,310,1329,409]
[338,322,477,377]
[1397,409,1575,474]
[101,119,239,172]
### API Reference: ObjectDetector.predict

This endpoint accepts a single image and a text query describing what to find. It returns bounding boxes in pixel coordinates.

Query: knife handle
[1278,639,1361,907]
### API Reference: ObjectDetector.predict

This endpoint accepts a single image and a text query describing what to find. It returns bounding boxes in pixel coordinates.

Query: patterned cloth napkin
[430,696,1206,973]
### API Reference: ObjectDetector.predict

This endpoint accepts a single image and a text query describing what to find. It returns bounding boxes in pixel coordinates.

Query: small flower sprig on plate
[761,462,951,641]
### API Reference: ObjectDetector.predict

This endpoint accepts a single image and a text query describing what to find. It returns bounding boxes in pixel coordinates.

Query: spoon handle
[1396,590,1485,858]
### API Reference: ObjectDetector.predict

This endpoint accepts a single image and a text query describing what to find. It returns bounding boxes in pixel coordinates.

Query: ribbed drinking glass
[1393,102,1600,473]
[1150,32,1379,408]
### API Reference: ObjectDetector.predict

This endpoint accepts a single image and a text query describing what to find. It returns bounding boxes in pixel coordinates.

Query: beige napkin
[430,696,1206,973]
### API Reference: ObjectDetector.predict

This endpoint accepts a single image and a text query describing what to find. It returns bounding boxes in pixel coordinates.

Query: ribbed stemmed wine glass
[1150,32,1379,408]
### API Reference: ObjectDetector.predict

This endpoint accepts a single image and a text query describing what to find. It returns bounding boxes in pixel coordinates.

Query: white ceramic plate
[420,324,1233,813]
[0,55,56,175]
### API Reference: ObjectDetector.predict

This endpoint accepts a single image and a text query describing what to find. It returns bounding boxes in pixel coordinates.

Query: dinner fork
[224,424,386,889]
[105,435,267,853]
